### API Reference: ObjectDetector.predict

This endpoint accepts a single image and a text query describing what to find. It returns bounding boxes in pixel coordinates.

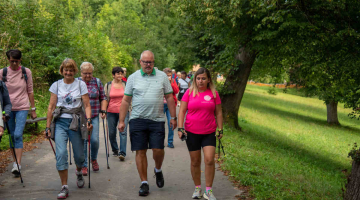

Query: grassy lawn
[221,84,359,200]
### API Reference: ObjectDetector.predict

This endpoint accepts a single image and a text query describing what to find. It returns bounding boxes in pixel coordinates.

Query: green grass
[221,84,359,200]
[0,87,49,151]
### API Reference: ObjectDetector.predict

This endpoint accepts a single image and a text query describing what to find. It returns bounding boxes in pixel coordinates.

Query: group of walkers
[0,49,224,200]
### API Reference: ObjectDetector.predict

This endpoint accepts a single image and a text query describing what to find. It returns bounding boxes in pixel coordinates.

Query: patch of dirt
[215,154,255,200]
[0,132,46,174]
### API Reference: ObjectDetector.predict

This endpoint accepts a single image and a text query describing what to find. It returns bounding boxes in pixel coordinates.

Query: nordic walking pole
[102,118,110,169]
[219,139,225,156]
[46,130,56,156]
[88,131,91,188]
[69,139,72,165]
[218,138,221,159]
[5,122,24,185]
[105,121,110,157]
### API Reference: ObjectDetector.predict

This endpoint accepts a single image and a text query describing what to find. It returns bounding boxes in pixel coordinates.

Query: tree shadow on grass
[241,93,360,133]
[234,121,350,174]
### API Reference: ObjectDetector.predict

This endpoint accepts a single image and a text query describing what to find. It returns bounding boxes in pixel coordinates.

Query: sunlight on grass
[221,84,358,200]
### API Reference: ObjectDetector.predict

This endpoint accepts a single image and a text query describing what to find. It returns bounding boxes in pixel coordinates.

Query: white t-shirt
[179,78,190,93]
[49,79,88,118]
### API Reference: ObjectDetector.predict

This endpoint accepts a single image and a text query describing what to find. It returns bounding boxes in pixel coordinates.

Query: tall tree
[175,0,360,128]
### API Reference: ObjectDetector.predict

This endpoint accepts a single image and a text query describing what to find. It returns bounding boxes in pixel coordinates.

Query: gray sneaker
[204,190,216,200]
[192,187,202,199]
[76,170,85,188]
[57,186,69,199]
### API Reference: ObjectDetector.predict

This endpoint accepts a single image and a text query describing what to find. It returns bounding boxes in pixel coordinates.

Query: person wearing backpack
[45,58,93,198]
[0,49,36,176]
[104,67,130,161]
[78,62,107,174]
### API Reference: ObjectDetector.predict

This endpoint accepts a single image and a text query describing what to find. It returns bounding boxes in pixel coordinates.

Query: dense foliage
[0,0,194,84]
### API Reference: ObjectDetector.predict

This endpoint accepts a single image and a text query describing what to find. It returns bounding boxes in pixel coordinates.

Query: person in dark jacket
[0,80,12,137]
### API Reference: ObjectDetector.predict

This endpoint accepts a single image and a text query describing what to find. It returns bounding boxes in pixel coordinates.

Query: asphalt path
[0,114,240,199]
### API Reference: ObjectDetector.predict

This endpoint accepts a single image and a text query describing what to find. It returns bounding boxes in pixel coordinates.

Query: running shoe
[11,162,21,176]
[204,190,216,200]
[76,170,85,188]
[192,187,202,199]
[139,183,149,196]
[57,185,69,199]
[81,166,88,176]
[167,143,174,148]
[153,169,164,188]
[113,150,119,157]
[119,153,125,161]
[91,160,99,171]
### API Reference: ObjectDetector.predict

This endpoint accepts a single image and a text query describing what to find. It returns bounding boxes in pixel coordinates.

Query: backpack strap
[2,68,7,82]
[21,66,28,84]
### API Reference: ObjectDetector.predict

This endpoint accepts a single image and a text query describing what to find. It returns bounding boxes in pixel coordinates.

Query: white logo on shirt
[204,95,211,101]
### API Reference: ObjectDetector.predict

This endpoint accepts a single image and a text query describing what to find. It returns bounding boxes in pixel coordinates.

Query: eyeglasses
[141,60,154,65]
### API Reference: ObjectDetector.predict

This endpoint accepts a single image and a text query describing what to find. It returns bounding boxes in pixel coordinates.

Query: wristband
[100,110,106,114]
[218,129,223,135]
[178,128,185,132]
[87,118,92,125]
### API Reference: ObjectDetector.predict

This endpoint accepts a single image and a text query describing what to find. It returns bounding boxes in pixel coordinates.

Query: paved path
[0,118,240,199]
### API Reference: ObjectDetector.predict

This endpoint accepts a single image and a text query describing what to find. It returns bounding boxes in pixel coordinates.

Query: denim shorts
[129,118,165,151]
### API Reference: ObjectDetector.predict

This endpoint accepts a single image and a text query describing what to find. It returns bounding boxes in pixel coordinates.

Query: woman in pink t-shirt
[177,67,223,200]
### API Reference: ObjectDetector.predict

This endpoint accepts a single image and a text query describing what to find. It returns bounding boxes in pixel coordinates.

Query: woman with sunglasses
[177,67,223,200]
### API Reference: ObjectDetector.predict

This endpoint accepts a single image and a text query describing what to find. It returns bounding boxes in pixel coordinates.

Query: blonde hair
[189,67,216,98]
[59,58,78,75]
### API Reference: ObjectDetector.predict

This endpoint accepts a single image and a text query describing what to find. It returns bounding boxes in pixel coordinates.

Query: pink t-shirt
[181,88,221,134]
[0,66,33,111]
[107,84,124,113]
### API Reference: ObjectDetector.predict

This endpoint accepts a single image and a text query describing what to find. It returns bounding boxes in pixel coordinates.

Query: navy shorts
[129,118,165,151]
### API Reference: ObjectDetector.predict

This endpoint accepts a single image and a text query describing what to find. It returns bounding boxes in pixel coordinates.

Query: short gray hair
[140,50,155,60]
[80,62,94,71]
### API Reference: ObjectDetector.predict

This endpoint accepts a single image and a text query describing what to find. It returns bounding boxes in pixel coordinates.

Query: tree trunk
[220,47,256,130]
[326,101,340,125]
[345,161,360,200]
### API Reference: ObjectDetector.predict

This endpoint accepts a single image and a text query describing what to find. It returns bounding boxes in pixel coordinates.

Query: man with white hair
[118,50,177,196]
[78,62,108,174]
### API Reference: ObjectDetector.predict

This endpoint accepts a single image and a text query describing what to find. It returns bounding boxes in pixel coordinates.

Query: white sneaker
[11,162,21,176]
[204,190,216,200]
[192,187,202,199]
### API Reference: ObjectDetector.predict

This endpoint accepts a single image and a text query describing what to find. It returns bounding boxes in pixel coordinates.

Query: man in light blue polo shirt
[118,50,177,197]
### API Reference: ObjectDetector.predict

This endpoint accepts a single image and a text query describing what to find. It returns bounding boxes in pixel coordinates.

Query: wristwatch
[87,118,92,125]
[171,117,177,120]
[31,107,36,111]
[218,129,223,135]
[100,110,106,114]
